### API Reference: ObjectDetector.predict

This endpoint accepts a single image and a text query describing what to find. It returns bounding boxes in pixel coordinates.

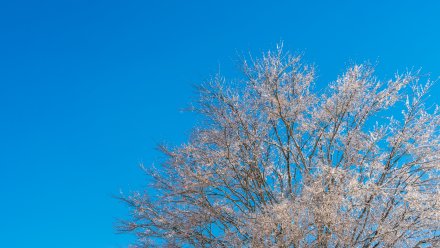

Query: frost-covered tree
[120,47,440,247]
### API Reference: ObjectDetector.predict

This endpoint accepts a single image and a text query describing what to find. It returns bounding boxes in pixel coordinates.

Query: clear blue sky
[0,1,439,247]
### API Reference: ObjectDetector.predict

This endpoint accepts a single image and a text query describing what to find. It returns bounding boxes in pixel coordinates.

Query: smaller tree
[120,47,440,247]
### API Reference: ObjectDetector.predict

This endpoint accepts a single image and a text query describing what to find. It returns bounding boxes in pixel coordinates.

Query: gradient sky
[1,1,439,247]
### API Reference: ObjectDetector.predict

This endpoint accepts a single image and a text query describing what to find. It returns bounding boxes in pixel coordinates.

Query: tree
[120,46,440,247]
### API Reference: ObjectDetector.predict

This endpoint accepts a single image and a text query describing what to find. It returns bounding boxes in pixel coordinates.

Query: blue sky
[0,0,439,247]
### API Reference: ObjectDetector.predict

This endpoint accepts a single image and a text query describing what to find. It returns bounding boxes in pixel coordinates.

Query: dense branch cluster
[121,47,440,247]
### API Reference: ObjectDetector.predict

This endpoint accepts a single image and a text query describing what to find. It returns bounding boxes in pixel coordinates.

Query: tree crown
[121,47,440,247]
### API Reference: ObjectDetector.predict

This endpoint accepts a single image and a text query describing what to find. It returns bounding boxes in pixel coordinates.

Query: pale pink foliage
[121,47,440,247]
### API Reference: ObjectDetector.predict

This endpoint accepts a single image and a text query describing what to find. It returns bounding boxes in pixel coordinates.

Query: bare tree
[120,46,440,247]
